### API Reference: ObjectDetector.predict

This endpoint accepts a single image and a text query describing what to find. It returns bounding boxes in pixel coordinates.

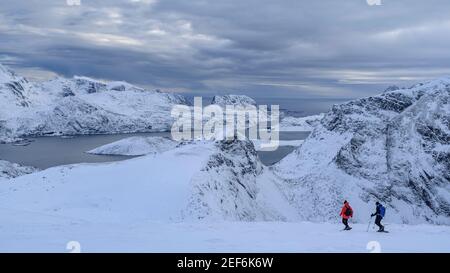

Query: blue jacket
[372,204,385,218]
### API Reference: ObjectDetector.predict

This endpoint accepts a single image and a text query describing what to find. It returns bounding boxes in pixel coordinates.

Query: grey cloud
[1,0,450,98]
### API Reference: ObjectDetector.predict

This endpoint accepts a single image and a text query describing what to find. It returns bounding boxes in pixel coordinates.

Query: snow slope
[0,63,188,142]
[274,78,450,225]
[87,136,179,156]
[2,136,446,252]
[0,142,213,224]
[1,74,450,252]
[1,136,449,252]
[86,135,303,155]
[0,139,293,224]
[1,219,449,253]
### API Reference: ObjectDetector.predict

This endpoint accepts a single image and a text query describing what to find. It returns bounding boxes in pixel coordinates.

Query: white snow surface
[1,219,449,253]
[87,136,179,156]
[0,140,294,223]
[0,143,212,223]
[1,138,448,252]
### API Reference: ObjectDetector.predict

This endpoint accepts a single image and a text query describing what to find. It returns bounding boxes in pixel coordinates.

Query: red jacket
[340,203,353,219]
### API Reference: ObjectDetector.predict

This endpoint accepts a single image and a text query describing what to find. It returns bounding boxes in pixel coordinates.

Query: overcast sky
[1,0,450,98]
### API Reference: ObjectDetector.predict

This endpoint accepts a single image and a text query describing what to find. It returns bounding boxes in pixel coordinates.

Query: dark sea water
[0,98,342,169]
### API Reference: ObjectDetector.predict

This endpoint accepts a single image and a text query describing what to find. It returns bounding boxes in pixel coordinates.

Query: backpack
[379,205,386,217]
[344,206,352,216]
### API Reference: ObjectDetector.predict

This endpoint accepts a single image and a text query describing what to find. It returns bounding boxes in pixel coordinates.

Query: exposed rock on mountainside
[211,95,256,107]
[0,160,38,180]
[274,79,450,224]
[0,64,188,142]
[186,138,297,221]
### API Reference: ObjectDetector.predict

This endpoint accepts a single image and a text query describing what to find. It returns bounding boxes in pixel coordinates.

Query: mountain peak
[0,63,27,85]
[211,94,256,107]
[0,63,15,83]
[384,85,401,92]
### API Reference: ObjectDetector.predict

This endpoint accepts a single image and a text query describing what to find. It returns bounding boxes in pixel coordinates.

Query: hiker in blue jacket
[371,201,385,232]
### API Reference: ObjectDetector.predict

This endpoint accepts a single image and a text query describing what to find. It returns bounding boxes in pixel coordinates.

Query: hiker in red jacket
[339,200,353,230]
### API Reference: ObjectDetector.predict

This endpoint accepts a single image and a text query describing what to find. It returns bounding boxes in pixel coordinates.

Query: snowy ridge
[0,64,32,109]
[211,94,256,107]
[86,136,179,156]
[185,139,297,221]
[280,113,325,131]
[274,78,450,224]
[0,139,293,223]
[0,142,216,223]
[1,137,450,251]
[0,64,188,142]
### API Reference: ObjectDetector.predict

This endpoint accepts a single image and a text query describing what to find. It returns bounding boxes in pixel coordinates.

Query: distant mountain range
[1,63,449,225]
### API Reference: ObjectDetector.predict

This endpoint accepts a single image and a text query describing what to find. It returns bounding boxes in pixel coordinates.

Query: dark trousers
[342,218,349,228]
[375,215,384,230]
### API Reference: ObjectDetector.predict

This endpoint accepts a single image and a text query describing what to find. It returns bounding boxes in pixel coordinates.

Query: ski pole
[366,216,372,232]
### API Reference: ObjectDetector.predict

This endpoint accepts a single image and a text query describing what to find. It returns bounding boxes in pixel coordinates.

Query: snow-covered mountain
[1,137,450,252]
[0,64,188,143]
[274,78,450,224]
[211,94,256,107]
[2,64,449,226]
[185,139,297,221]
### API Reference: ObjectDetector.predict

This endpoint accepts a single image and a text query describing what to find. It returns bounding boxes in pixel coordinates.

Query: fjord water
[0,131,310,169]
[0,132,165,169]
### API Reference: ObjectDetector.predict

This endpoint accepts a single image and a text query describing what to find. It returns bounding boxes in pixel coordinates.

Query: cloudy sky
[1,0,450,98]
